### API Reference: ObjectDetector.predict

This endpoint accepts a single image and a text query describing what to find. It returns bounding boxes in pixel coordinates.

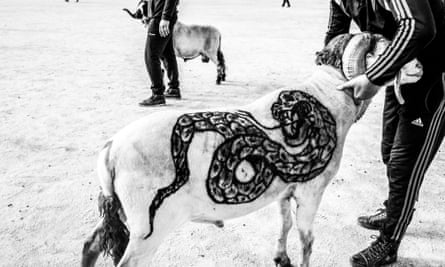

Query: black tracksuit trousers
[381,45,445,241]
[145,18,179,95]
[282,0,290,7]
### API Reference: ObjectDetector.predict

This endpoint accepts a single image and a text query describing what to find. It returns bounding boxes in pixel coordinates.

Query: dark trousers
[281,0,290,7]
[381,63,445,241]
[145,18,179,95]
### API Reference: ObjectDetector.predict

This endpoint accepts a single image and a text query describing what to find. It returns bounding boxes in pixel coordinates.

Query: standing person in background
[324,0,445,266]
[282,0,291,8]
[139,0,181,106]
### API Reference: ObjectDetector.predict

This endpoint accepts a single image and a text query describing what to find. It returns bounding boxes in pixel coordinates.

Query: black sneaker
[358,208,386,230]
[350,235,398,267]
[164,88,181,98]
[139,95,166,106]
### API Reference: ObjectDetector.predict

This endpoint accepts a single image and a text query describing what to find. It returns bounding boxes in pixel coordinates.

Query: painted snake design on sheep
[144,90,337,239]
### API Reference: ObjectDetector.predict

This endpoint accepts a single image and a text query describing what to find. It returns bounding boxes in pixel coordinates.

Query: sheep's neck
[303,65,359,127]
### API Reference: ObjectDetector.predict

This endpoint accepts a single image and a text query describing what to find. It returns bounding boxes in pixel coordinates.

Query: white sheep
[81,33,422,267]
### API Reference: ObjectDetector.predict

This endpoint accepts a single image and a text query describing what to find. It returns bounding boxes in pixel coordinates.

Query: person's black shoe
[164,88,181,98]
[358,208,387,230]
[350,235,398,267]
[139,95,166,106]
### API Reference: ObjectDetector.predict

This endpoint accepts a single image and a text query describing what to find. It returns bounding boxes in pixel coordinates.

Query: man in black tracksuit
[139,0,180,106]
[325,0,445,266]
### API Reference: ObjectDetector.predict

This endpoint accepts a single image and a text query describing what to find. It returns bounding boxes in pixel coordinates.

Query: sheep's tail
[97,141,115,197]
[97,141,129,265]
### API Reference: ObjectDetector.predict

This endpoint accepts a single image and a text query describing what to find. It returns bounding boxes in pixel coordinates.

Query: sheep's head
[315,34,353,69]
[316,33,423,85]
[123,0,147,20]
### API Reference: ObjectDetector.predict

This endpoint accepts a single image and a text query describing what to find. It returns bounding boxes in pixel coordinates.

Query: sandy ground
[1,0,444,266]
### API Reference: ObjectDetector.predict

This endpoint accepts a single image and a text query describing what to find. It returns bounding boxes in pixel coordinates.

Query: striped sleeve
[365,0,436,85]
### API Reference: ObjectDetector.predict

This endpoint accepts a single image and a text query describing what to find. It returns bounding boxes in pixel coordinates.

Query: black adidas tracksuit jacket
[145,0,178,21]
[325,0,445,241]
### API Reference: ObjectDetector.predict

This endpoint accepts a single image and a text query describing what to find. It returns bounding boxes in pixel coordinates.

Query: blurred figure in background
[282,0,291,8]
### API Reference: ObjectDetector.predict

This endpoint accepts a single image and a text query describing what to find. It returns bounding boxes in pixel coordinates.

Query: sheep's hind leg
[217,50,226,81]
[117,191,189,266]
[81,219,105,267]
[274,188,295,267]
[117,214,187,266]
[208,52,223,84]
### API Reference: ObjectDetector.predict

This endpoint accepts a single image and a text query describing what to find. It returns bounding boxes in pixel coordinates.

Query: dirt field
[1,0,444,266]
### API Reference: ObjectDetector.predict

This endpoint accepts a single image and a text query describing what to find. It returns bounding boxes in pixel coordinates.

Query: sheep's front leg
[273,190,294,267]
[294,190,323,267]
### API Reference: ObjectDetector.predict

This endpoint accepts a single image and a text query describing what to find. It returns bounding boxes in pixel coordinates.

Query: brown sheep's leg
[208,53,222,84]
[217,50,226,81]
[274,195,294,267]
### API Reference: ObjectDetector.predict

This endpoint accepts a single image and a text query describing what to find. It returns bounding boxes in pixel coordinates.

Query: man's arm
[325,0,352,45]
[159,0,178,37]
[161,0,178,21]
[365,0,436,85]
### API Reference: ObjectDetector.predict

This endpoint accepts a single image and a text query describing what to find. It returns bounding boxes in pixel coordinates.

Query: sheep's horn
[342,33,373,80]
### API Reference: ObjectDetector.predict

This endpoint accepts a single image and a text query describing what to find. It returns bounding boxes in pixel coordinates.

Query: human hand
[159,19,170,37]
[142,17,150,26]
[337,74,381,100]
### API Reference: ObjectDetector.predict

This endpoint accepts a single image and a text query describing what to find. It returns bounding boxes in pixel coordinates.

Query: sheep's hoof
[201,56,210,63]
[273,255,293,267]
[214,220,224,228]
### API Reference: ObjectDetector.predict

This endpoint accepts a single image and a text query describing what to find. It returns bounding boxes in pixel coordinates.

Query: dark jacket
[326,0,445,85]
[146,0,179,21]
